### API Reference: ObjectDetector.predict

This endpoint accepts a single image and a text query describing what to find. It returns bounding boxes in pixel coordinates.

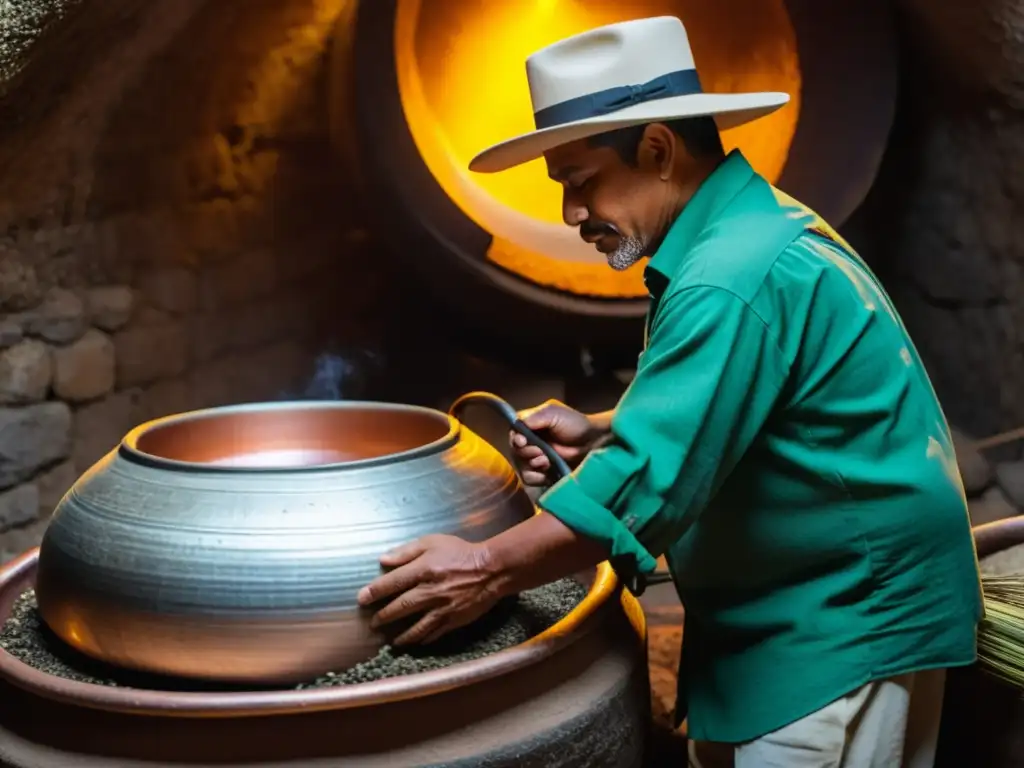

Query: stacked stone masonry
[0,0,384,561]
[954,427,1024,527]
[0,284,129,559]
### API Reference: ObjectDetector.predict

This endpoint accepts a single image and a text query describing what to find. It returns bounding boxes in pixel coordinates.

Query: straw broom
[978,576,1024,689]
[968,428,1024,690]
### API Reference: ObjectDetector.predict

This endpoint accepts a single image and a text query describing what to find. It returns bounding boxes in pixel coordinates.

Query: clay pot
[34,393,562,684]
[0,552,650,767]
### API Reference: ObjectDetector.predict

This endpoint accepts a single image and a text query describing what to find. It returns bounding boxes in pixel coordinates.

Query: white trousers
[689,669,946,768]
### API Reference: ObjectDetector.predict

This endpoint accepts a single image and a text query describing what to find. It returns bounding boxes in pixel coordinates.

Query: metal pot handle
[448,391,572,481]
[447,391,671,597]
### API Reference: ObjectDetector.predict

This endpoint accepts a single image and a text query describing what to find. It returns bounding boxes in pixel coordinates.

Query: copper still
[33,392,573,684]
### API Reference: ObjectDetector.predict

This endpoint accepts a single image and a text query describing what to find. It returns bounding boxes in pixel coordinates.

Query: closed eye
[566,174,593,192]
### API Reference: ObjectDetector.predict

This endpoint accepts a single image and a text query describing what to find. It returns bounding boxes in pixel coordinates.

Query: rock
[995,460,1024,509]
[24,288,87,344]
[0,340,52,404]
[113,322,189,387]
[0,518,50,564]
[137,267,198,315]
[0,403,72,489]
[52,329,116,402]
[72,390,143,471]
[952,427,995,496]
[0,252,41,312]
[0,320,23,349]
[0,483,40,530]
[968,486,1020,526]
[86,286,135,331]
[35,460,77,517]
[980,542,1024,578]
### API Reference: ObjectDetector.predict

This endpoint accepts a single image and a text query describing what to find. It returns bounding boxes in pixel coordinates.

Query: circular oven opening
[394,0,801,300]
[330,0,895,358]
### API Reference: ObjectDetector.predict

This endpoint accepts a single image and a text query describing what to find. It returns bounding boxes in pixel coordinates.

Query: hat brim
[469,91,790,174]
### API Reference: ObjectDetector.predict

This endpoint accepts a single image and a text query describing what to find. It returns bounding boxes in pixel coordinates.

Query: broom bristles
[979,574,1024,690]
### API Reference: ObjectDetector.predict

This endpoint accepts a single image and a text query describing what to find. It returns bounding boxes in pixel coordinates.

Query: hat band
[533,68,703,131]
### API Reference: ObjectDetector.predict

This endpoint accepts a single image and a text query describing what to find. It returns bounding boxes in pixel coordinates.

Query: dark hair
[587,117,725,166]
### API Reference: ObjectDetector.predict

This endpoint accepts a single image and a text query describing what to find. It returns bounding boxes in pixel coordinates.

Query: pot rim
[119,400,462,473]
[0,549,633,719]
[973,517,1024,560]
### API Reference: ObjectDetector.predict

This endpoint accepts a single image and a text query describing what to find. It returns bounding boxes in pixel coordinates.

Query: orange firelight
[394,0,802,298]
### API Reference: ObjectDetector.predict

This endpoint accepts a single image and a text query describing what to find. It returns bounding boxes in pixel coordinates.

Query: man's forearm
[483,511,608,598]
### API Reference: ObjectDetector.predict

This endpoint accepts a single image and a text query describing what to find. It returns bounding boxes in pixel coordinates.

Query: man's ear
[638,123,677,180]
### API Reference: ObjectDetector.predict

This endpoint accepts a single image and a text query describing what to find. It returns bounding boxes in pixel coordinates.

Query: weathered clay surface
[0,403,71,489]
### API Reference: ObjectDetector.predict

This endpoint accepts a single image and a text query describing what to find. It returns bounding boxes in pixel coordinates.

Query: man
[357,16,982,767]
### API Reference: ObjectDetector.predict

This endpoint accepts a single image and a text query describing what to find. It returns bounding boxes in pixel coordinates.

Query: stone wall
[3,0,1023,563]
[0,0,389,561]
[860,0,1024,446]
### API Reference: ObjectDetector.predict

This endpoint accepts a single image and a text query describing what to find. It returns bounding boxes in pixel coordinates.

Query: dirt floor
[641,581,688,765]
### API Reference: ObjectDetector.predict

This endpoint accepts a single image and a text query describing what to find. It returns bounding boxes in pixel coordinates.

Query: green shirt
[538,150,983,744]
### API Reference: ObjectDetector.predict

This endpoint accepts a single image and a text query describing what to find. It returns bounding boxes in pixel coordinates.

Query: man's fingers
[357,561,425,606]
[528,455,551,469]
[516,445,544,460]
[393,612,446,646]
[518,404,557,432]
[521,469,548,486]
[369,586,441,629]
[379,539,428,568]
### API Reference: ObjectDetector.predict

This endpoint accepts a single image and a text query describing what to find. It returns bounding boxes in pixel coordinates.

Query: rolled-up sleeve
[538,285,790,576]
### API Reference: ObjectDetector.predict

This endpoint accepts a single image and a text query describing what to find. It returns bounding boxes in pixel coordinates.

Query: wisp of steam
[280,350,381,402]
[303,353,355,400]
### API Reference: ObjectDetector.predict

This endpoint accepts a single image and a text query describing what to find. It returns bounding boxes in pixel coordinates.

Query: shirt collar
[644,149,756,295]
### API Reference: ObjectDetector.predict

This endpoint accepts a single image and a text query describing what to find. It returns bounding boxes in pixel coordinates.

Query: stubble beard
[606,235,647,271]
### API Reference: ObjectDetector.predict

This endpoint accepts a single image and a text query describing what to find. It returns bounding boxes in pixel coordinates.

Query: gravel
[0,0,83,90]
[0,579,588,691]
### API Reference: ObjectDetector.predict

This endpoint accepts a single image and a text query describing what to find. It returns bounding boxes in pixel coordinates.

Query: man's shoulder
[667,207,813,305]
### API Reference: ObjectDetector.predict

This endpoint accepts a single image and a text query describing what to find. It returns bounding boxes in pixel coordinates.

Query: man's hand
[511,400,611,486]
[356,534,502,646]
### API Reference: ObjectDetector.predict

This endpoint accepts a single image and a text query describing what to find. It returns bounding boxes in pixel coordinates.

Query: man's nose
[562,197,587,227]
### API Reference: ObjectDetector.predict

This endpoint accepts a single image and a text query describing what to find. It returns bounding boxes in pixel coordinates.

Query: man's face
[544,136,667,271]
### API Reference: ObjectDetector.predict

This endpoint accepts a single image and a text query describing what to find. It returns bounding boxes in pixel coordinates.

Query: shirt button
[624,514,638,530]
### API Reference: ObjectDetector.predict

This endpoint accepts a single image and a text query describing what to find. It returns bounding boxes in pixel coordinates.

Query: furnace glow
[395,0,802,298]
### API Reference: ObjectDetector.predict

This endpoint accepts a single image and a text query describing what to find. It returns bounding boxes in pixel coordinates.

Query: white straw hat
[469,16,790,174]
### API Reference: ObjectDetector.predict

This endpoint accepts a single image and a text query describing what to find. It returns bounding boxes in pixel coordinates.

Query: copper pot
[34,392,569,684]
